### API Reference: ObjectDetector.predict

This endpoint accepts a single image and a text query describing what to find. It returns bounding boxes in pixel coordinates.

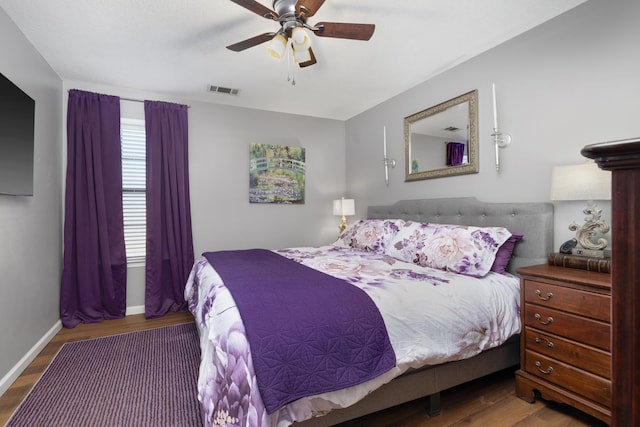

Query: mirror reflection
[404,90,478,181]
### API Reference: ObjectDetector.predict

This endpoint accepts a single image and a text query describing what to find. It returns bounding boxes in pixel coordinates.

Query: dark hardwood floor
[0,313,607,426]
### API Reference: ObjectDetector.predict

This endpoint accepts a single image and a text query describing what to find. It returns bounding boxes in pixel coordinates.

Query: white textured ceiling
[0,0,585,120]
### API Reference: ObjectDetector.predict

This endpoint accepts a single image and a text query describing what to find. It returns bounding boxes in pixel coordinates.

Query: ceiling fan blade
[312,22,375,40]
[226,32,276,52]
[229,0,278,20]
[297,47,317,68]
[296,0,326,18]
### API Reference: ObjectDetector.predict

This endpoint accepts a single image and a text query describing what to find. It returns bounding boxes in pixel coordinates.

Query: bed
[185,197,553,427]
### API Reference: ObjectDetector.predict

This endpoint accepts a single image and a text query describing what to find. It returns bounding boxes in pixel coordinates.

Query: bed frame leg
[426,392,441,417]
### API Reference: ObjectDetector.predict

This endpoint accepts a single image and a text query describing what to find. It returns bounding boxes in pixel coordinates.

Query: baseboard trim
[125,305,145,315]
[1,305,145,397]
[0,320,62,397]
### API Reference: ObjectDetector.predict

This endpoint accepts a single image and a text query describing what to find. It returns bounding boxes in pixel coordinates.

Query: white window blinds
[121,119,146,263]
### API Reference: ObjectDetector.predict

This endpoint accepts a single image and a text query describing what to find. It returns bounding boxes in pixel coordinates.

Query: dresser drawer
[524,326,610,379]
[523,304,610,351]
[524,349,611,407]
[523,280,610,322]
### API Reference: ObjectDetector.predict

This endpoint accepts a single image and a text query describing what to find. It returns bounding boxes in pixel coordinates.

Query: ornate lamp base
[568,203,610,258]
[338,215,347,234]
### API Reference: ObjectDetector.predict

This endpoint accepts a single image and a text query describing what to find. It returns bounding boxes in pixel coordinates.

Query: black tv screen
[0,71,35,196]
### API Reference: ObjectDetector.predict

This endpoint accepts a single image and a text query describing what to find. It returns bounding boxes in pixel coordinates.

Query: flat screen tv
[0,71,35,196]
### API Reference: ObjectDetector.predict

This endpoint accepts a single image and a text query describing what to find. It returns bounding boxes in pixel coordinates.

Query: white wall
[0,8,63,393]
[345,0,639,249]
[62,80,346,309]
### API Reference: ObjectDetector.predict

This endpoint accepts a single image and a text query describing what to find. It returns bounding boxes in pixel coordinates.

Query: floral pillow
[336,219,405,254]
[386,221,513,277]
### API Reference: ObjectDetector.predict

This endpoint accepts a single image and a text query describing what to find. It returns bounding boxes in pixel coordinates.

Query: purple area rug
[6,322,202,427]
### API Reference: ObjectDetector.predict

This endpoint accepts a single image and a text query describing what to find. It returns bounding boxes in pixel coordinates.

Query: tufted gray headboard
[367,197,554,274]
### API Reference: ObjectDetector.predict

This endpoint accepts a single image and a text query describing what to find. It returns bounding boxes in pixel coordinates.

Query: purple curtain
[446,142,465,166]
[60,90,126,328]
[144,100,194,318]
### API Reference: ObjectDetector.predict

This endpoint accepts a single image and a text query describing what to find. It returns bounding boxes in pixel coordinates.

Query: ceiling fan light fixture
[291,26,311,51]
[266,33,287,59]
[293,47,312,64]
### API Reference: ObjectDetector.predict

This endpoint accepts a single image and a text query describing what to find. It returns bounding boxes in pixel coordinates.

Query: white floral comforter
[185,245,521,427]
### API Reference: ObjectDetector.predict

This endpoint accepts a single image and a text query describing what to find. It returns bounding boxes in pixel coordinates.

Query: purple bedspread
[203,249,396,414]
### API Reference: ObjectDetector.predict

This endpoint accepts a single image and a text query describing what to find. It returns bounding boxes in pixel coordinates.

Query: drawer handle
[535,361,554,375]
[535,289,553,301]
[534,313,554,325]
[535,337,554,348]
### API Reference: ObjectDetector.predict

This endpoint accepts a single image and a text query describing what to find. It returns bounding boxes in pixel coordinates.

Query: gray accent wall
[0,7,63,390]
[345,0,639,248]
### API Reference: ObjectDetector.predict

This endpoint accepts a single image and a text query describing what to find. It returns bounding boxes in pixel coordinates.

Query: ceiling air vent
[208,85,240,95]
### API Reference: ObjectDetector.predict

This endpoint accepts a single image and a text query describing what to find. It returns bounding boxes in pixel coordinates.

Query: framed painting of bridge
[249,143,306,204]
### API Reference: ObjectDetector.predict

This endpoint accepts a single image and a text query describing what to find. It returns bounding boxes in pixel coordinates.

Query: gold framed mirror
[404,90,478,181]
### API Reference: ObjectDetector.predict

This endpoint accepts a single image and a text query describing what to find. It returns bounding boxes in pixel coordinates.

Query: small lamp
[333,197,355,234]
[550,161,612,257]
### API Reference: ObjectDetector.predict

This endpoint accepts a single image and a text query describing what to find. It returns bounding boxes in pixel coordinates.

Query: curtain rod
[67,91,189,107]
[120,96,144,103]
[120,96,190,108]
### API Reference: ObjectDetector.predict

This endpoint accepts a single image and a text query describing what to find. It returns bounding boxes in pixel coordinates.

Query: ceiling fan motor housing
[272,0,297,17]
[273,0,307,36]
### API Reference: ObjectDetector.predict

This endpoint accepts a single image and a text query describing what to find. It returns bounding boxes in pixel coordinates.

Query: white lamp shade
[266,34,287,59]
[291,27,311,51]
[333,198,355,216]
[550,161,611,201]
[293,47,311,64]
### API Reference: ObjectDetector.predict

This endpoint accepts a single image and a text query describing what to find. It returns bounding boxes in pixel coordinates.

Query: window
[121,119,146,264]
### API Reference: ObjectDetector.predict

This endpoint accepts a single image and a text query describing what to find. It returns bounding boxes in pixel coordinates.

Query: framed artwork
[249,143,306,204]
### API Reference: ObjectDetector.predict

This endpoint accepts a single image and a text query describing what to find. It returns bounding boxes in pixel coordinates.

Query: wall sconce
[333,197,355,234]
[550,161,612,257]
[383,125,396,185]
[491,83,512,172]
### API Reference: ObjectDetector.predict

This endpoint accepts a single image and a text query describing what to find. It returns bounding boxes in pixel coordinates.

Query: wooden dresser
[582,138,640,426]
[515,264,611,424]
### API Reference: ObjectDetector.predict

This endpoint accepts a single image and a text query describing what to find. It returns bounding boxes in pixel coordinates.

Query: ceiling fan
[226,0,375,68]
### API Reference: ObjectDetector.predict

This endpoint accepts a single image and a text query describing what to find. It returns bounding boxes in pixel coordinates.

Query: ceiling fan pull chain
[286,40,296,85]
